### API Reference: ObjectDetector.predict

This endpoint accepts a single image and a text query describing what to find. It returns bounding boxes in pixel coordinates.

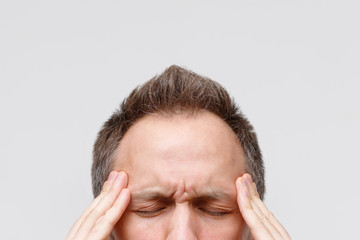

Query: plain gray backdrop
[1,0,359,239]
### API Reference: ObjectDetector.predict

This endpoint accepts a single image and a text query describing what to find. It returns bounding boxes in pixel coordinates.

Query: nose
[166,203,198,240]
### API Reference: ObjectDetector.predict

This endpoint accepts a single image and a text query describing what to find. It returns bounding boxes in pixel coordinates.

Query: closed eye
[136,207,166,217]
[199,208,230,216]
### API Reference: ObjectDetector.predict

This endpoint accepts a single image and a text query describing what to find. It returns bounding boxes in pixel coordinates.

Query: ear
[242,225,252,240]
[109,231,116,240]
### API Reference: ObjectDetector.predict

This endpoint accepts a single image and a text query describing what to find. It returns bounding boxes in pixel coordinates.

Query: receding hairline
[111,110,246,171]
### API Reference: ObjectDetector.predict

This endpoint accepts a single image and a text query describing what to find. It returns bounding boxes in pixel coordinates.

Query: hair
[91,65,265,200]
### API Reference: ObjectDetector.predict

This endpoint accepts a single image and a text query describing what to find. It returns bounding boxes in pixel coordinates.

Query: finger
[88,188,131,240]
[243,175,282,239]
[244,175,291,239]
[73,171,128,240]
[236,176,273,240]
[65,171,118,240]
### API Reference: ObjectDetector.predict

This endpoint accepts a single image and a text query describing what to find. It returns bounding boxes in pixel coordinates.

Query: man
[66,65,291,239]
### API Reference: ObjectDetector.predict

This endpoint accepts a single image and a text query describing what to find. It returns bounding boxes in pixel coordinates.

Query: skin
[66,111,291,240]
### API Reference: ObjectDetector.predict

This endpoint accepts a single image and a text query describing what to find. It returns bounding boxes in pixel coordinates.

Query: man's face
[112,111,247,239]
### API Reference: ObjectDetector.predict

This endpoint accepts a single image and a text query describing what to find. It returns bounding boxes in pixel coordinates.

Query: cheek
[113,211,246,240]
[197,214,246,239]
[113,211,165,240]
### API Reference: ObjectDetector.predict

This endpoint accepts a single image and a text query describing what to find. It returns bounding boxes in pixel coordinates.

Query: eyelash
[199,208,229,216]
[136,208,166,217]
[136,207,229,217]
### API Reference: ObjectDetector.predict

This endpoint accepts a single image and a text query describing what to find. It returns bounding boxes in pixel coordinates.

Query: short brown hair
[91,65,265,199]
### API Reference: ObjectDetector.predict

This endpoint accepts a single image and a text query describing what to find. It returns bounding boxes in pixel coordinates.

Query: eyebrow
[131,187,232,201]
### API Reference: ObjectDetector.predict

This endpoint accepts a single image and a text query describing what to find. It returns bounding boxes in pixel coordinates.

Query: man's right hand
[65,171,130,240]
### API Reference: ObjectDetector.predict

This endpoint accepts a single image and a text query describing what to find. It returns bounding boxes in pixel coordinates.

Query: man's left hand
[236,174,292,240]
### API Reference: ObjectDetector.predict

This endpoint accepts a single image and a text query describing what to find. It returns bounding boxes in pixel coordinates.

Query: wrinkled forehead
[113,112,246,198]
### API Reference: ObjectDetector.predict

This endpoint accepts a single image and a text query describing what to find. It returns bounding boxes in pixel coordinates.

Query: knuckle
[260,210,274,222]
[265,210,274,219]
[259,212,267,222]
[84,206,92,216]
[88,208,101,218]
[95,215,104,225]
[101,186,109,194]
[244,202,254,211]
[103,214,116,226]
[251,191,260,199]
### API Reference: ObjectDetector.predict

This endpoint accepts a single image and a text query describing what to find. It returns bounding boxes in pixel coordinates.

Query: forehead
[113,111,246,198]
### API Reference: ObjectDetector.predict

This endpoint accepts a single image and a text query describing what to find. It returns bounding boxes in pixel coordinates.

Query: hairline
[108,109,249,179]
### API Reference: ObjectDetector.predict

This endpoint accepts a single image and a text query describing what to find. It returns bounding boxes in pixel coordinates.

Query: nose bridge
[167,203,197,240]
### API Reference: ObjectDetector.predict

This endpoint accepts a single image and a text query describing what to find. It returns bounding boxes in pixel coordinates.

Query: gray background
[1,0,359,239]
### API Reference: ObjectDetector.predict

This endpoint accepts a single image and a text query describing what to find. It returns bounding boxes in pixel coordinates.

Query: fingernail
[242,177,248,186]
[116,171,125,181]
[118,171,128,186]
[236,177,242,187]
[241,178,249,197]
[246,174,253,184]
[108,171,117,181]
